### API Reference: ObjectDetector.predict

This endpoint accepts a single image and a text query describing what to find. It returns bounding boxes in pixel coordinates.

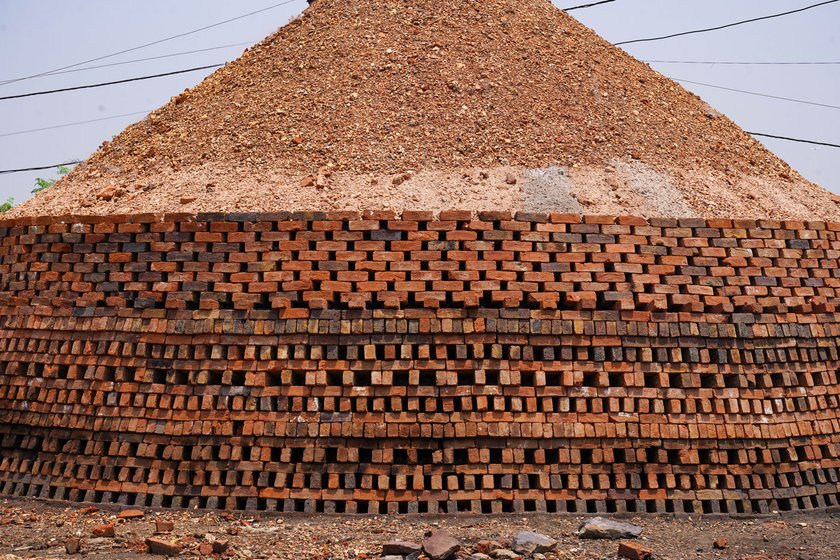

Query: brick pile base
[0,211,838,515]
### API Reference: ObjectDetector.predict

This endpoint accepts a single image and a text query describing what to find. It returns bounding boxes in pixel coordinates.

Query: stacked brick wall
[0,211,838,515]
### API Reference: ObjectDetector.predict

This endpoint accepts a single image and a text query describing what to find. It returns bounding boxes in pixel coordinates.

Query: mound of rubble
[9,0,839,219]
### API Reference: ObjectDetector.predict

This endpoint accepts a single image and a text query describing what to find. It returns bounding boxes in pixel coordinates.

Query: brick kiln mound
[9,0,839,219]
[1,212,839,515]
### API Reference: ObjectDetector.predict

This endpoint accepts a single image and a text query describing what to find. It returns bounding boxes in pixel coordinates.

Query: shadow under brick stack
[1,0,839,515]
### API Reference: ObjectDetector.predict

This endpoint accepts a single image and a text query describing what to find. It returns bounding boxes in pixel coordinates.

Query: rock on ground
[578,517,643,540]
[422,531,461,560]
[382,540,422,555]
[510,531,557,555]
[145,538,182,557]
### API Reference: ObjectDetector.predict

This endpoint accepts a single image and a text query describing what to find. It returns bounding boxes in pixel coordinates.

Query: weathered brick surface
[0,212,838,514]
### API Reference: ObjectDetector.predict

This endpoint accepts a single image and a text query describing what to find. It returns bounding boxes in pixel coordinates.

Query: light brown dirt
[0,499,838,560]
[12,163,837,220]
[9,0,840,219]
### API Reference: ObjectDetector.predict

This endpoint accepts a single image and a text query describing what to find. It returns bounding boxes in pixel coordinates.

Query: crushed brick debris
[9,0,837,220]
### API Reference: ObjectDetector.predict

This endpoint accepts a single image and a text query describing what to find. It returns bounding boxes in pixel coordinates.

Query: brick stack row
[0,211,838,514]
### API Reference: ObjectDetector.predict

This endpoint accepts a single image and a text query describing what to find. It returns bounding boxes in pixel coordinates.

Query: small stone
[299,175,316,188]
[383,541,422,555]
[504,173,517,185]
[381,556,403,560]
[490,550,521,560]
[92,523,116,537]
[179,196,197,205]
[422,531,461,560]
[392,173,410,186]
[55,519,65,527]
[78,506,99,515]
[533,554,546,560]
[118,509,145,520]
[468,555,491,560]
[198,543,214,555]
[212,540,230,554]
[578,517,643,540]
[65,538,82,555]
[96,186,116,201]
[476,540,503,554]
[511,531,557,555]
[702,103,723,120]
[156,519,175,533]
[618,541,654,560]
[713,537,729,550]
[146,537,182,557]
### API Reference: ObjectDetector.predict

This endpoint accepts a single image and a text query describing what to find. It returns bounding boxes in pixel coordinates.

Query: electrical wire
[616,0,839,46]
[563,0,617,11]
[748,132,840,149]
[0,0,300,87]
[674,78,840,111]
[646,59,840,66]
[0,110,152,138]
[3,42,257,81]
[0,162,83,176]
[6,57,835,116]
[0,64,224,101]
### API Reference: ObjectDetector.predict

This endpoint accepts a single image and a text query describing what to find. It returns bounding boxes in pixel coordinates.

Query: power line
[0,110,152,138]
[563,0,617,11]
[0,0,300,87]
[646,59,840,66]
[674,78,840,111]
[748,132,840,149]
[0,64,224,101]
[3,42,257,82]
[0,162,83,176]
[616,0,839,46]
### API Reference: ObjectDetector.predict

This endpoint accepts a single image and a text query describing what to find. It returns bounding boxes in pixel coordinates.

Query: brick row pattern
[0,211,838,514]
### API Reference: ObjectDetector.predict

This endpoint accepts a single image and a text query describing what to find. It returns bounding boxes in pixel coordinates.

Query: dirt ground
[0,498,837,560]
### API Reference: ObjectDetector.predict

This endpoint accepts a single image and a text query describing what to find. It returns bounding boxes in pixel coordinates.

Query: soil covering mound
[11,0,840,219]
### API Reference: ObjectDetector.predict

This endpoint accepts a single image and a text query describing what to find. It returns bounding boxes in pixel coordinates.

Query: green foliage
[31,165,70,194]
[32,177,54,194]
[0,197,13,213]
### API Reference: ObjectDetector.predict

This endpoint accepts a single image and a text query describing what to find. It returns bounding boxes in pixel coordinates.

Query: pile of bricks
[0,211,838,514]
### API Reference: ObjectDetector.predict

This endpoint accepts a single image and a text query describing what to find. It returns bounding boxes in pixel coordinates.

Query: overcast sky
[1,0,838,206]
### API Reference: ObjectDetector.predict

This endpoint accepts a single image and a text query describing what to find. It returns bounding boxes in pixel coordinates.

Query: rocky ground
[0,498,837,560]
